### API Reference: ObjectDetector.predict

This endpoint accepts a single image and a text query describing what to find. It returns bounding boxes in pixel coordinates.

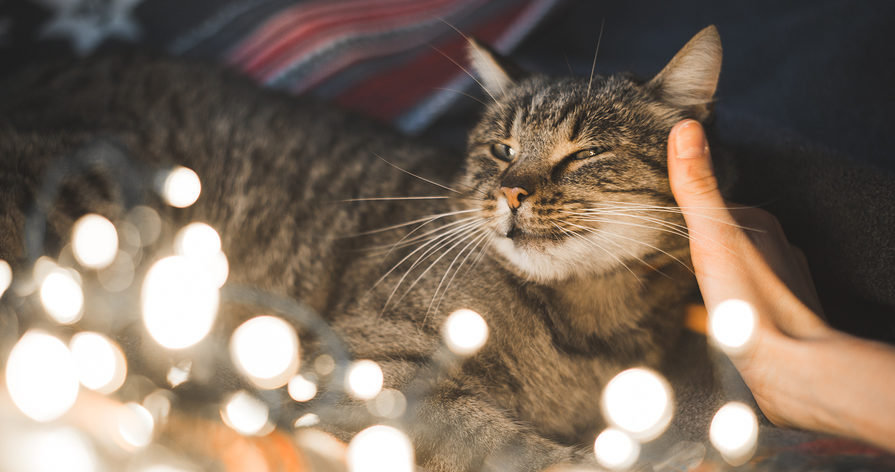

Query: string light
[40,268,84,324]
[69,331,127,394]
[5,331,80,422]
[709,299,757,354]
[142,256,219,349]
[709,402,759,465]
[161,166,201,208]
[346,360,383,400]
[347,425,414,472]
[288,374,318,402]
[117,402,155,449]
[221,391,270,436]
[443,308,489,356]
[230,315,300,389]
[71,213,119,269]
[174,222,221,256]
[601,367,673,441]
[594,428,640,470]
[0,259,11,298]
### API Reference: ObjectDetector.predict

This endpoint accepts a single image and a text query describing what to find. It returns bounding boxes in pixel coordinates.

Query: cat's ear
[648,25,722,121]
[467,38,526,97]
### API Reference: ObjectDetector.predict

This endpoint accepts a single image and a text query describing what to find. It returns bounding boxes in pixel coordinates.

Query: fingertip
[670,119,707,160]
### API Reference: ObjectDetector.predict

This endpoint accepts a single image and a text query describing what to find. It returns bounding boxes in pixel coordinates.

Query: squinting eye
[489,143,516,162]
[572,148,608,160]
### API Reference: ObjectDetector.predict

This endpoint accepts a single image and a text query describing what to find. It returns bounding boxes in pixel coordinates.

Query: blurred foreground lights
[709,299,757,354]
[5,331,79,422]
[601,367,673,441]
[174,223,229,287]
[167,361,192,387]
[443,308,489,356]
[594,428,640,470]
[709,402,759,466]
[161,166,201,208]
[70,331,127,394]
[13,427,97,472]
[142,256,219,349]
[347,425,414,472]
[0,259,11,298]
[367,388,407,419]
[72,213,118,269]
[288,374,318,402]
[231,315,300,389]
[117,402,155,450]
[40,268,84,324]
[221,391,271,436]
[346,360,383,400]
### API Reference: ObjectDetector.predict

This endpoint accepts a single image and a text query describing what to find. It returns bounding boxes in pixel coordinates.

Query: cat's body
[0,27,723,471]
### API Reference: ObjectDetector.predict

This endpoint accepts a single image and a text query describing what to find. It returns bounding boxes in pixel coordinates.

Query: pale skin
[668,119,895,453]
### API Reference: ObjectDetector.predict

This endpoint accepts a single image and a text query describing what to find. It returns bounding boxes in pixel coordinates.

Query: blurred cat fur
[0,26,724,471]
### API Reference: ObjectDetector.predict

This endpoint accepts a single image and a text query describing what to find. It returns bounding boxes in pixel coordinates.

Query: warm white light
[97,251,136,292]
[709,402,759,465]
[347,360,383,400]
[142,256,219,349]
[601,367,673,441]
[230,315,300,389]
[443,309,489,356]
[0,259,11,298]
[5,331,79,422]
[594,428,640,470]
[14,427,97,472]
[368,388,407,419]
[118,402,155,449]
[143,389,173,426]
[294,413,320,428]
[221,391,269,436]
[709,299,757,354]
[288,375,318,402]
[72,214,118,269]
[70,331,127,394]
[162,166,201,208]
[347,425,414,472]
[175,222,222,257]
[128,205,162,247]
[167,361,191,387]
[40,269,84,324]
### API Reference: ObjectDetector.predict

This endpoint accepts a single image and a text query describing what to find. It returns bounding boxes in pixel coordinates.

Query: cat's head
[457,26,721,283]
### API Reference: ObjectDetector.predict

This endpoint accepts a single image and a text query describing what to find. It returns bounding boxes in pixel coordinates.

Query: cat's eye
[571,148,608,160]
[489,143,516,162]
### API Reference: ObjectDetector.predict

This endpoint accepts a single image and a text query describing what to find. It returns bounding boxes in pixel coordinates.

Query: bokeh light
[5,331,80,422]
[230,315,300,389]
[10,427,97,472]
[142,256,219,349]
[287,374,318,402]
[161,166,201,208]
[40,268,84,324]
[347,425,414,472]
[0,259,11,298]
[71,213,119,269]
[443,308,489,356]
[294,413,320,428]
[709,299,757,354]
[347,360,383,400]
[601,367,673,441]
[221,391,270,436]
[97,251,136,292]
[594,428,640,470]
[117,402,155,449]
[167,361,191,387]
[128,205,162,247]
[69,331,127,394]
[174,222,221,257]
[709,402,759,465]
[367,388,407,419]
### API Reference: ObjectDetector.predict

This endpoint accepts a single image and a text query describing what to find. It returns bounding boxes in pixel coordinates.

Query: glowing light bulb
[40,268,84,324]
[443,309,489,356]
[162,166,201,208]
[221,391,269,436]
[0,259,11,298]
[709,402,759,465]
[230,315,300,389]
[175,222,221,257]
[118,402,155,449]
[142,256,219,349]
[601,367,673,441]
[594,428,640,470]
[709,299,757,354]
[347,360,383,400]
[347,425,414,472]
[5,331,79,422]
[15,427,97,472]
[71,214,118,269]
[69,331,127,394]
[288,375,318,402]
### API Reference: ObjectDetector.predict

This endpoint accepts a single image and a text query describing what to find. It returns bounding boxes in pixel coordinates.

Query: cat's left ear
[648,25,722,121]
[467,38,527,97]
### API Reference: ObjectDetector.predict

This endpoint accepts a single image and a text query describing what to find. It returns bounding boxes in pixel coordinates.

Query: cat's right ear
[467,38,527,97]
[648,25,722,121]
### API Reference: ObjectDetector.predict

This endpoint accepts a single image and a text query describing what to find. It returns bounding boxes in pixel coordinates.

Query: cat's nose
[501,186,530,210]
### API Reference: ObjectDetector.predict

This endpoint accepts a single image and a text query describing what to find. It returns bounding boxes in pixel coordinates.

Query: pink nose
[500,186,529,210]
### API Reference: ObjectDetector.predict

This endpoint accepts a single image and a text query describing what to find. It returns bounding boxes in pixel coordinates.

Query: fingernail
[674,120,706,159]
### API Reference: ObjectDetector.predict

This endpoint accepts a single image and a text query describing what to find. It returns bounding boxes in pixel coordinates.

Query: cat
[0,25,723,471]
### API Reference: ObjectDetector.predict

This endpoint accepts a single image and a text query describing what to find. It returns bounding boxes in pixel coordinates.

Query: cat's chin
[490,231,627,284]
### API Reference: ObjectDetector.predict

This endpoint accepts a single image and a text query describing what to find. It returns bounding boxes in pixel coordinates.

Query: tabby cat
[0,26,723,471]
